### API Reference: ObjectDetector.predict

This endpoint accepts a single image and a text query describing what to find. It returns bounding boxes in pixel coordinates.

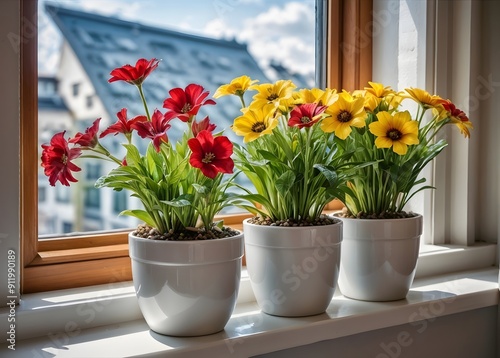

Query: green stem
[137,84,151,121]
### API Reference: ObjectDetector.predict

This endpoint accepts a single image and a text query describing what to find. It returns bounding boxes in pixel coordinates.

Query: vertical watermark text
[6,249,17,351]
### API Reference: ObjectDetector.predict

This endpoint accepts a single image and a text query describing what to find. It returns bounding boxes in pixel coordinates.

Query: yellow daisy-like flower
[402,87,443,109]
[365,82,394,98]
[249,80,296,109]
[321,92,367,139]
[363,82,401,112]
[213,75,258,98]
[369,111,419,155]
[294,87,325,104]
[232,104,278,143]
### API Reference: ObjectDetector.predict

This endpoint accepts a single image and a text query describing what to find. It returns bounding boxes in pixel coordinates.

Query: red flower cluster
[41,58,234,186]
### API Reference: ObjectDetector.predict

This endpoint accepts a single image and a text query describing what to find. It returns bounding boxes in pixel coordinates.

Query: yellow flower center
[61,154,68,165]
[337,110,352,123]
[252,122,267,133]
[301,116,311,124]
[202,152,215,164]
[387,129,402,140]
[182,103,192,113]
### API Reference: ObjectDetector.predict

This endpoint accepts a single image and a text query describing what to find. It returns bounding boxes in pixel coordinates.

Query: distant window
[86,163,101,180]
[56,185,71,203]
[72,83,80,97]
[39,186,46,202]
[86,95,93,108]
[113,190,127,214]
[62,222,73,233]
[84,187,100,209]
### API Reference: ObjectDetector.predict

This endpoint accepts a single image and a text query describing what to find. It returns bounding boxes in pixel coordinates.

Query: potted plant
[214,76,358,317]
[40,58,244,336]
[331,82,472,301]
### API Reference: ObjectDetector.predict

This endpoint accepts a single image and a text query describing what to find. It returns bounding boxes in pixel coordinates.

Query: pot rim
[243,217,342,248]
[333,212,423,222]
[242,216,342,230]
[128,230,244,265]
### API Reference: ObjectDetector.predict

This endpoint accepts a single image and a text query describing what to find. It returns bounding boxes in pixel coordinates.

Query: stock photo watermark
[6,249,17,351]
[375,291,457,358]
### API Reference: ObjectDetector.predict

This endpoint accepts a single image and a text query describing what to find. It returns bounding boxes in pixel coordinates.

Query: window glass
[38,0,316,237]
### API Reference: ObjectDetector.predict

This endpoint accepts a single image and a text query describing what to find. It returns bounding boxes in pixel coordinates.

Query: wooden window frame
[21,0,372,293]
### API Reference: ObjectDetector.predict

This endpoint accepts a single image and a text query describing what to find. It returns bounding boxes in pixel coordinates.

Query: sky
[38,0,317,79]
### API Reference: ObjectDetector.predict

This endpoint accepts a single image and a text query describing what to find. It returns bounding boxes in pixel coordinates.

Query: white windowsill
[1,244,498,357]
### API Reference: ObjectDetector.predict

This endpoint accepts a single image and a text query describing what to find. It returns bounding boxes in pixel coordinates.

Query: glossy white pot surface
[338,215,423,301]
[129,232,244,336]
[243,218,342,317]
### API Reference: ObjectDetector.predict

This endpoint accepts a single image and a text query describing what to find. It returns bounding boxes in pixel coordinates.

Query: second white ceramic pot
[129,231,244,336]
[337,214,423,301]
[243,218,342,317]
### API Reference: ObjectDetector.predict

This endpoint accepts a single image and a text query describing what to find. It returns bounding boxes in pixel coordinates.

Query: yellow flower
[369,111,419,155]
[402,87,443,109]
[294,88,338,107]
[321,92,367,139]
[294,88,325,104]
[249,80,296,109]
[213,75,258,98]
[365,82,394,98]
[232,104,278,143]
[363,82,401,112]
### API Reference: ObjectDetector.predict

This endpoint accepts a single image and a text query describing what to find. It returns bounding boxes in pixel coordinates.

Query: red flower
[191,116,216,137]
[41,132,82,186]
[108,58,160,86]
[69,118,101,148]
[439,100,469,122]
[132,109,175,152]
[188,130,234,179]
[288,103,327,128]
[100,109,147,138]
[438,99,473,137]
[163,84,216,122]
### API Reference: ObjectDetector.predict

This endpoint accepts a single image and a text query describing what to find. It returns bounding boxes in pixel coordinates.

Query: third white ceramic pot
[337,214,423,301]
[243,218,342,317]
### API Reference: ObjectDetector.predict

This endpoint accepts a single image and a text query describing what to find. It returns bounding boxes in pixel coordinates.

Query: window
[55,185,70,203]
[85,163,101,181]
[72,82,80,97]
[21,0,373,293]
[84,187,100,209]
[113,190,128,214]
[86,95,93,108]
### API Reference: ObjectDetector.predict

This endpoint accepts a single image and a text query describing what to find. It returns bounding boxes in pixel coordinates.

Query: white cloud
[204,1,315,78]
[71,0,143,19]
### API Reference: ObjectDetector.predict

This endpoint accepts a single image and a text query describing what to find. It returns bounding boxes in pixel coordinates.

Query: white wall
[0,0,20,307]
[372,0,431,240]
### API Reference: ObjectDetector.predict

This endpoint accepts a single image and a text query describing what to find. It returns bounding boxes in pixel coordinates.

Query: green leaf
[275,171,295,195]
[120,209,156,227]
[123,143,142,167]
[314,164,338,188]
[192,183,208,194]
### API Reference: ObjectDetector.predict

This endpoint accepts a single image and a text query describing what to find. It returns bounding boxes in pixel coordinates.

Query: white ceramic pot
[243,218,342,317]
[128,231,244,336]
[337,215,423,301]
